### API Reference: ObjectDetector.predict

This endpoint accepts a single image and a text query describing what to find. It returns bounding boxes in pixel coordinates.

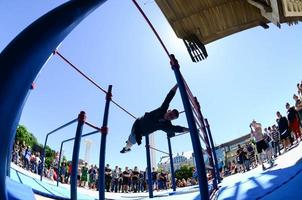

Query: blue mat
[217,162,302,200]
[10,167,95,200]
[7,177,35,200]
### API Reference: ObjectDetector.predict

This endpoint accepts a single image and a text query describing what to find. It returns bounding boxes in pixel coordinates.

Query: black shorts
[280,130,290,140]
[256,140,268,154]
[122,178,129,185]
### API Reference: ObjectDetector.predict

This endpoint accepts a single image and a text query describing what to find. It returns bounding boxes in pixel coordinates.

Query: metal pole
[98,85,112,200]
[40,118,77,181]
[167,136,176,192]
[145,135,153,198]
[0,1,107,198]
[70,111,86,200]
[205,118,221,183]
[170,54,209,200]
[194,97,218,189]
[57,142,64,187]
[56,130,99,187]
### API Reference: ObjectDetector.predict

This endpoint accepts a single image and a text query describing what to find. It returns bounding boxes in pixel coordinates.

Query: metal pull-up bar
[54,51,137,120]
[56,130,100,187]
[40,118,78,181]
[132,1,211,199]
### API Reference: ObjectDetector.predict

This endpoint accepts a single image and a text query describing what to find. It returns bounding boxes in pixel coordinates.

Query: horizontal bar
[147,145,170,155]
[84,121,101,131]
[62,130,99,144]
[46,118,77,136]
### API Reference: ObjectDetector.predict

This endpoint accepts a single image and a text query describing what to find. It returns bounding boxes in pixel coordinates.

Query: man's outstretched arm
[161,84,178,110]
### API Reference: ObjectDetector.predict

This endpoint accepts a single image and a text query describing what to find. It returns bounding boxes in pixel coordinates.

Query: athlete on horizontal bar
[120,84,189,153]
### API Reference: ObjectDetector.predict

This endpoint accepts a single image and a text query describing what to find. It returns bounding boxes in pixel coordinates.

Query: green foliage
[15,125,56,169]
[175,164,194,180]
[45,145,56,168]
[15,125,38,147]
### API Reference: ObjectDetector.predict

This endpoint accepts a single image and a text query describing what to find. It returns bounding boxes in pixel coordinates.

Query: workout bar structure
[194,97,218,189]
[167,136,176,192]
[145,135,153,198]
[57,130,100,187]
[170,55,209,199]
[55,51,137,120]
[0,1,107,199]
[205,118,221,183]
[145,132,180,195]
[70,111,86,200]
[98,85,112,200]
[40,118,78,181]
[132,0,210,198]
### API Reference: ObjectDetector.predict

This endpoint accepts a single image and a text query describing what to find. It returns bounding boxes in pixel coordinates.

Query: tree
[175,164,194,180]
[15,125,38,148]
[14,125,56,169]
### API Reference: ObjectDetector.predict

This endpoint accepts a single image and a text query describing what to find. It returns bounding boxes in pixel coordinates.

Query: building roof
[155,0,302,45]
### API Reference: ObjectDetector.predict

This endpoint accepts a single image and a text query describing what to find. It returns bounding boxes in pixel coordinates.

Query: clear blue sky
[1,0,301,170]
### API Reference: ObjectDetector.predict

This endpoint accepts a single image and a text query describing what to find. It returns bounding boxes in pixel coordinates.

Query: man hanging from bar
[120,84,189,153]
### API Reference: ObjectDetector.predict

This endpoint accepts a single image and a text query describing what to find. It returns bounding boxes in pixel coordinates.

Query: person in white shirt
[250,120,274,170]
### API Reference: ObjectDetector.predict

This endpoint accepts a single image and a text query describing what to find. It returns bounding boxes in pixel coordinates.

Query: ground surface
[9,143,302,199]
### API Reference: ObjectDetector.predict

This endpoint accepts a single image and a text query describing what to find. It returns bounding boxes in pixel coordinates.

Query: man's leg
[120,129,137,153]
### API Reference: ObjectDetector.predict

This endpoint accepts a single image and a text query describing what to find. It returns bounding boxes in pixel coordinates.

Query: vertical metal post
[98,85,112,200]
[145,136,153,198]
[194,97,217,189]
[70,111,86,200]
[40,134,49,181]
[167,136,176,191]
[205,118,221,183]
[170,54,209,200]
[57,142,64,187]
[0,1,107,198]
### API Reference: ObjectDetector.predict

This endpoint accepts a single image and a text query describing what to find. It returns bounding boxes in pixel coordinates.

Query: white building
[158,151,195,172]
[84,139,92,164]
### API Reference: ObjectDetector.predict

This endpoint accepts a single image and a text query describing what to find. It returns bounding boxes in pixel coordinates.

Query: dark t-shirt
[287,107,298,123]
[122,171,130,181]
[159,172,166,181]
[105,167,112,179]
[152,171,157,181]
[132,170,139,181]
[277,116,289,134]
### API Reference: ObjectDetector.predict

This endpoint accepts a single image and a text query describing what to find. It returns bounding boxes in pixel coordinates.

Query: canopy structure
[155,0,302,62]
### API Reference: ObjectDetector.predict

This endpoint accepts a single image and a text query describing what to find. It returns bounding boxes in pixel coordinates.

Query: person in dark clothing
[276,111,291,151]
[131,166,140,193]
[286,103,301,142]
[104,164,112,192]
[120,85,189,153]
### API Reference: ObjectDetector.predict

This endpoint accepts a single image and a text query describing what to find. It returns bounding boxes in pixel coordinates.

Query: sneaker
[120,147,131,154]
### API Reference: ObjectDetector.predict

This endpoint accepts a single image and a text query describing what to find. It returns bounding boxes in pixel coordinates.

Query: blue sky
[1,0,301,170]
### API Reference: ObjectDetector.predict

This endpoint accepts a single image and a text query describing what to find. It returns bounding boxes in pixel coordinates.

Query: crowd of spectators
[11,142,198,193]
[223,80,302,175]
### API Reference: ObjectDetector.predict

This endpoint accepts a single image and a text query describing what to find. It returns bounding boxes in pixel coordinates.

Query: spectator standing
[111,166,119,193]
[276,111,291,151]
[105,164,112,192]
[293,94,302,127]
[118,167,123,193]
[131,166,140,193]
[270,125,281,156]
[122,167,130,193]
[151,167,158,191]
[286,103,301,142]
[88,165,97,189]
[250,120,273,170]
[80,162,88,187]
